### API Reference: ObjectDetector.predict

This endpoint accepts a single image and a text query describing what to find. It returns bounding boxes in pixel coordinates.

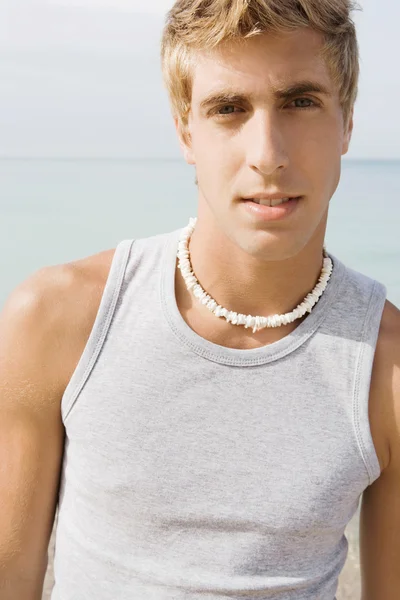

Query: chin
[236,233,302,263]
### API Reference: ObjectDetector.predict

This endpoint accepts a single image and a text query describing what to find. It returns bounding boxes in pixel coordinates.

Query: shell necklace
[177,217,333,334]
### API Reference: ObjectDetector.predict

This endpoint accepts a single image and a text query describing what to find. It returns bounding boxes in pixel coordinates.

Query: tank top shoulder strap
[61,238,135,422]
[352,274,387,485]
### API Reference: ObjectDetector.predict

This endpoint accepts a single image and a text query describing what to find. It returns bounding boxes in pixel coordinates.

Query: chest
[62,348,372,540]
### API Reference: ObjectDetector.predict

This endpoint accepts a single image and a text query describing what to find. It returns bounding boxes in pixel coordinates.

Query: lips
[251,197,293,206]
[242,194,302,200]
[242,196,302,206]
[241,196,301,221]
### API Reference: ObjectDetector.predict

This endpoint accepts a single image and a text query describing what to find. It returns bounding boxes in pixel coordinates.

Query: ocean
[0,158,399,309]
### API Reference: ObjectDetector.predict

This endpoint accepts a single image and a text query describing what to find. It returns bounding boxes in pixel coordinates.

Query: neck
[185,216,328,320]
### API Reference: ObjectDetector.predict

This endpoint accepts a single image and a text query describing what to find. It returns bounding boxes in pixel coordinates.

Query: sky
[0,0,399,160]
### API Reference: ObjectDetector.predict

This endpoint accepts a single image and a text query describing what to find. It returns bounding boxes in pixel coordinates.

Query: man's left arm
[360,299,400,600]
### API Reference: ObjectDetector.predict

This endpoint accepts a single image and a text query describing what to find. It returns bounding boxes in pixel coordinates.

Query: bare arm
[0,267,72,599]
[360,300,400,599]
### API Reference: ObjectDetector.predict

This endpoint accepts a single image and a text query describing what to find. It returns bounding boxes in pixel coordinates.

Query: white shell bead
[245,316,253,328]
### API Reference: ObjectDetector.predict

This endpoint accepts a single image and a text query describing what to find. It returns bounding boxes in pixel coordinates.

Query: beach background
[0,156,399,599]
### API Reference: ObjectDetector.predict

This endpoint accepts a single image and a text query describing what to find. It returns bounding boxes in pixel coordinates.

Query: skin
[174,27,353,348]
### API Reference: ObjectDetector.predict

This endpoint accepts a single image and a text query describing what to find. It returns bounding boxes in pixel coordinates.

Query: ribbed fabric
[51,226,387,600]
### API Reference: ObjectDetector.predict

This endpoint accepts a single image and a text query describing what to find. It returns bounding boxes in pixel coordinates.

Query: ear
[341,107,354,156]
[174,116,196,165]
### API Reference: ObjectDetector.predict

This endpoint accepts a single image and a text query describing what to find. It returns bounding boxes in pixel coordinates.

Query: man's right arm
[0,265,75,599]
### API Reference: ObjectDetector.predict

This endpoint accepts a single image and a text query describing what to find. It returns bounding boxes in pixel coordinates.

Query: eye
[219,105,235,114]
[288,97,319,110]
[215,105,242,116]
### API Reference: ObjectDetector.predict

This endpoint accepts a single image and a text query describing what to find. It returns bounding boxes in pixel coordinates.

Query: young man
[0,1,399,598]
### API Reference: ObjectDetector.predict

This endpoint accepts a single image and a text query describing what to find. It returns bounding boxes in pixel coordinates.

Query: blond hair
[161,0,361,131]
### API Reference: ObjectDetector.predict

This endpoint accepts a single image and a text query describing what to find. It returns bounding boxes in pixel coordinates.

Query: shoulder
[375,300,400,369]
[4,245,116,309]
[0,246,117,398]
[371,299,400,473]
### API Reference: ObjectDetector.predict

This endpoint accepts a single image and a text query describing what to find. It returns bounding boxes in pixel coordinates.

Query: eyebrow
[199,80,332,111]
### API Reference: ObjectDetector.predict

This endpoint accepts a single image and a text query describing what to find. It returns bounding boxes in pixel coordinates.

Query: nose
[245,110,289,176]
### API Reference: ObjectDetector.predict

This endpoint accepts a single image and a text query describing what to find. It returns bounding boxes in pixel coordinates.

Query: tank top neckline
[160,227,346,366]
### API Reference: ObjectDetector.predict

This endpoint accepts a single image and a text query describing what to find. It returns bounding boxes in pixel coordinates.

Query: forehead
[190,28,334,102]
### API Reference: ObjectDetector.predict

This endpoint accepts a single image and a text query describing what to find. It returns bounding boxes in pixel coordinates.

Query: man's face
[175,27,353,262]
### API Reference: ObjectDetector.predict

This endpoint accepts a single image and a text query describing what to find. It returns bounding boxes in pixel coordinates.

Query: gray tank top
[51,226,387,600]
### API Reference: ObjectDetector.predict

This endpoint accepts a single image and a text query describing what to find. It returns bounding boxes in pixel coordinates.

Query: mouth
[240,196,303,221]
[242,196,303,206]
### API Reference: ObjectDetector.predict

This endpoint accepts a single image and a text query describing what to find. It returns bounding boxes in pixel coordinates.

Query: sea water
[0,158,399,309]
